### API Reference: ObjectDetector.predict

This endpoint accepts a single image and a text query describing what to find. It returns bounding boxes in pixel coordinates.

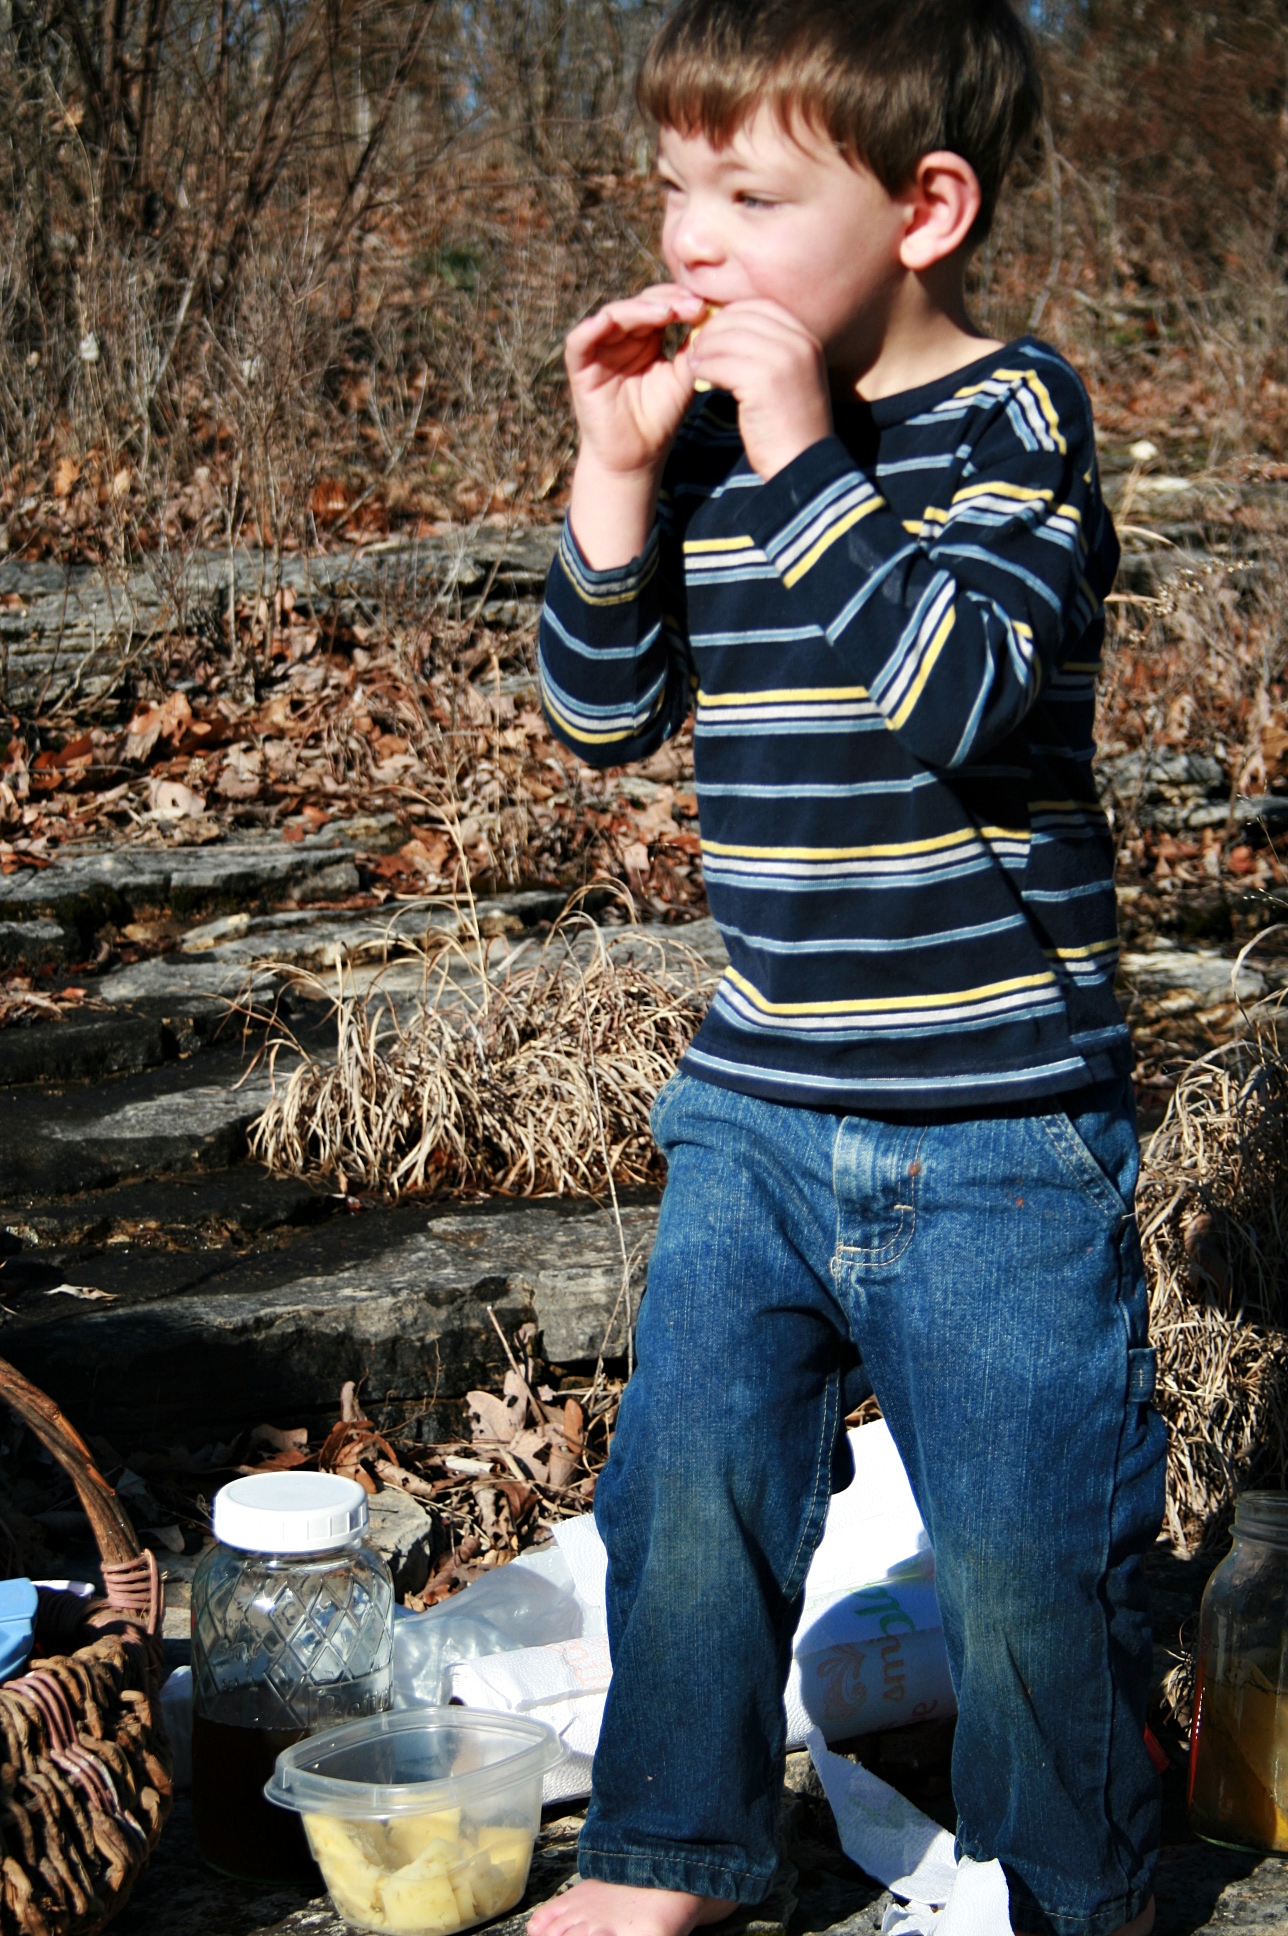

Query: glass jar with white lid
[191,1470,394,1881]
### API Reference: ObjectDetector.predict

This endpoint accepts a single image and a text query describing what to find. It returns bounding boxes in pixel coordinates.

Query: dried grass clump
[248,894,716,1198]
[1139,994,1288,1553]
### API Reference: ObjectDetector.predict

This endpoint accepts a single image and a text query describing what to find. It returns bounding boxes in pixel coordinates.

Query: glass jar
[191,1471,395,1882]
[1188,1490,1288,1851]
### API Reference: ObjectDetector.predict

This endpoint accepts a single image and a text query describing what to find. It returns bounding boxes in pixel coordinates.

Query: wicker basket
[0,1356,172,1936]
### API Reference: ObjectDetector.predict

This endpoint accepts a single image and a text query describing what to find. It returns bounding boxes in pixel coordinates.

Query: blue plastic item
[0,1579,38,1683]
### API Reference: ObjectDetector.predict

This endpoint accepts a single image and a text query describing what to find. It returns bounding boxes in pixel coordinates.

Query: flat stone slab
[94,957,282,1006]
[0,840,360,934]
[236,1844,1288,1936]
[1,1167,339,1247]
[162,899,728,979]
[1118,947,1275,1004]
[1,994,248,1087]
[169,894,566,976]
[1154,1844,1288,1932]
[0,1193,657,1439]
[0,1044,283,1192]
[0,528,560,712]
[0,917,71,968]
[109,1797,1288,1936]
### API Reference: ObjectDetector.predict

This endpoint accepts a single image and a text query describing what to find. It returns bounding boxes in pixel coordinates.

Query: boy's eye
[735,192,778,209]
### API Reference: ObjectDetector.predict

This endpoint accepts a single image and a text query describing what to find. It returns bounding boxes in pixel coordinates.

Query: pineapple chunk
[304,1816,384,1927]
[474,1827,532,1885]
[386,1810,465,1867]
[449,1865,477,1924]
[303,1808,534,1934]
[462,1852,517,1918]
[379,1861,463,1935]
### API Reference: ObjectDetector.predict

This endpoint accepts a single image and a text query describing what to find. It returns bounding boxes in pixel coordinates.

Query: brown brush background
[0,0,1284,556]
[4,3,1288,1558]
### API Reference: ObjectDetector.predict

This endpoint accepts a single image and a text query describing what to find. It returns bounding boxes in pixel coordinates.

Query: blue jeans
[581,1072,1166,1936]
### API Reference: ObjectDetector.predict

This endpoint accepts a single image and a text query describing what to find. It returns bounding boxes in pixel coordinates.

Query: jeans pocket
[832,1122,924,1270]
[649,1071,688,1146]
[1038,1107,1131,1222]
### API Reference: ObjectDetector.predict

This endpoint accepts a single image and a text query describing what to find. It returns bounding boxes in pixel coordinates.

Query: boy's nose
[666,200,727,275]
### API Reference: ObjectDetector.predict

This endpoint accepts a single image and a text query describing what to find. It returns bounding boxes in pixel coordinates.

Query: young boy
[531,4,1166,1934]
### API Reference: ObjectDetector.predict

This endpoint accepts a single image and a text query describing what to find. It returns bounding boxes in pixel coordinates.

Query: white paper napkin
[806,1728,1011,1935]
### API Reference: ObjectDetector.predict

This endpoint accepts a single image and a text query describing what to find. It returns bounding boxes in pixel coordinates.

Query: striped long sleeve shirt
[539,337,1126,1113]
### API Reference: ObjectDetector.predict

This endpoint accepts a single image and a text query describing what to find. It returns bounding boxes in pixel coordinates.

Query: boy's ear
[898,152,984,273]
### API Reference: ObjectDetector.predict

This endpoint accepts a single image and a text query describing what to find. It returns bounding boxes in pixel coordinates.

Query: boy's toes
[528,1896,578,1936]
[526,1879,738,1936]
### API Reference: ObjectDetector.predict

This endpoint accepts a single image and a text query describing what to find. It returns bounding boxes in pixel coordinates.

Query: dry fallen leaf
[239,1446,312,1473]
[52,456,81,499]
[250,1423,309,1454]
[466,1390,516,1443]
[317,1388,399,1494]
[373,1460,438,1500]
[149,778,207,819]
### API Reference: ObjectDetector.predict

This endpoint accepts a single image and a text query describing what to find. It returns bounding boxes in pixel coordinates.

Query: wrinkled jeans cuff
[577,1841,772,1904]
[998,1859,1158,1936]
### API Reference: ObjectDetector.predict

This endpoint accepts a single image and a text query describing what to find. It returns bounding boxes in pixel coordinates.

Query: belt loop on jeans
[1128,1347,1156,1403]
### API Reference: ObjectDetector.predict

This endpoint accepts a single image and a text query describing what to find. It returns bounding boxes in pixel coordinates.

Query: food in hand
[687,302,721,392]
[303,1808,534,1936]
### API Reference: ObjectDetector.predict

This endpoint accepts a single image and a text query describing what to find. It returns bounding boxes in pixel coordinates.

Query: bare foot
[528,1878,737,1936]
[1017,1896,1154,1936]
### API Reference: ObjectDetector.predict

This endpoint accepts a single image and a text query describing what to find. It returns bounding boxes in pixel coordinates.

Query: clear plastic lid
[265,1707,564,1817]
[213,1472,369,1554]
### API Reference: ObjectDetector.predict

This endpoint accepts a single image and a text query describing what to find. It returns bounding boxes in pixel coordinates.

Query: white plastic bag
[806,1729,1010,1935]
[451,1636,612,1803]
[391,1543,586,1709]
[159,1665,193,1788]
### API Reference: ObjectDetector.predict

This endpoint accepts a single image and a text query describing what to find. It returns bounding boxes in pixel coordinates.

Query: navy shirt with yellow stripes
[539,337,1126,1112]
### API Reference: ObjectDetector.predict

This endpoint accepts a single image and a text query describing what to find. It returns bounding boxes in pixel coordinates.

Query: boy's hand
[565,284,707,478]
[687,300,833,480]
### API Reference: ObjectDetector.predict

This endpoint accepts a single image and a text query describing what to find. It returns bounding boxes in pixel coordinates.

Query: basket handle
[0,1354,140,1564]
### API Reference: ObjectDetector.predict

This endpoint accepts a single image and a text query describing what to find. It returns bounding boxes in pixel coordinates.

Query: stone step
[0,527,560,711]
[0,1043,282,1191]
[1,993,265,1087]
[0,1188,655,1442]
[0,918,72,969]
[2,1167,341,1248]
[0,838,361,938]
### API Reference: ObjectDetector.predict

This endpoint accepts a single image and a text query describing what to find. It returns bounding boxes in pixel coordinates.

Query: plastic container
[266,1707,564,1935]
[1189,1490,1288,1851]
[192,1471,395,1882]
[0,1579,37,1682]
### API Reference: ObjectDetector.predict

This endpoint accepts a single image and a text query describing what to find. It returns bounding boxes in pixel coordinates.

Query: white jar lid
[213,1472,369,1554]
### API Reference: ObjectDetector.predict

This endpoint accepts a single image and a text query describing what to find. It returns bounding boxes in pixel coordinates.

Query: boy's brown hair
[637,0,1042,241]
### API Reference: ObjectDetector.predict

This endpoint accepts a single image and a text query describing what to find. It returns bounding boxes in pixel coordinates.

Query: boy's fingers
[694,304,821,356]
[689,313,827,386]
[639,280,707,311]
[703,294,817,337]
[571,289,704,350]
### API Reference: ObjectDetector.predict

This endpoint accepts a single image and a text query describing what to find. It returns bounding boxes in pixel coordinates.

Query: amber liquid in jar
[1189,1654,1288,1852]
[192,1712,321,1883]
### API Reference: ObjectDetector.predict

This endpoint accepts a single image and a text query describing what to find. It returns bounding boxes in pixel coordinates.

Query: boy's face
[657,108,910,382]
